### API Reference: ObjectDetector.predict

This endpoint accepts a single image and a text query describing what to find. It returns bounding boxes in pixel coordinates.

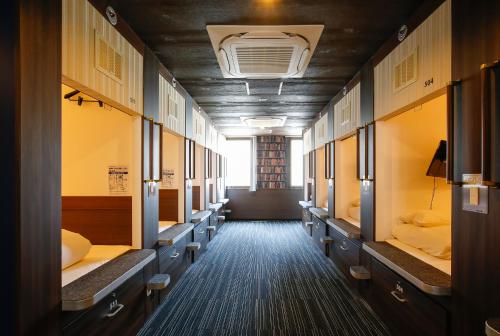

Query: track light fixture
[64,90,105,108]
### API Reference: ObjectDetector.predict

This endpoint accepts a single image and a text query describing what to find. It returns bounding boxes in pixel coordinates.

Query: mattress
[386,239,451,275]
[159,221,177,233]
[342,217,361,228]
[62,245,131,287]
[192,209,199,215]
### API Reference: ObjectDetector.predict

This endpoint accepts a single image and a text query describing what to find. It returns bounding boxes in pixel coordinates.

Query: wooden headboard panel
[192,185,200,210]
[62,196,132,245]
[159,189,178,221]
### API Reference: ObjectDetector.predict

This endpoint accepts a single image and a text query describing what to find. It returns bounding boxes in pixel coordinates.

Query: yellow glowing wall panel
[374,0,450,120]
[62,0,143,116]
[61,85,142,247]
[161,130,185,223]
[334,136,360,227]
[375,94,451,240]
[334,83,361,140]
[315,146,328,209]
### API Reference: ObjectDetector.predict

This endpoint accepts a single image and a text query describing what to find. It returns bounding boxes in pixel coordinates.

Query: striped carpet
[138,221,390,336]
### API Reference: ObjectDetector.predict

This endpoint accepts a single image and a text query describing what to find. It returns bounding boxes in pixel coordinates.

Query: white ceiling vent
[207,25,324,79]
[241,116,287,128]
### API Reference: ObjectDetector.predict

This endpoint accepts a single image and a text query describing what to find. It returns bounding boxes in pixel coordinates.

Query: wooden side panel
[62,196,132,245]
[142,47,160,249]
[159,189,178,222]
[226,189,303,220]
[62,0,143,115]
[3,1,63,333]
[159,74,185,136]
[374,0,451,120]
[334,82,361,139]
[452,0,500,334]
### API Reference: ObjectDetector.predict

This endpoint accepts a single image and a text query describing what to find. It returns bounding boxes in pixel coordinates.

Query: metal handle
[390,290,407,303]
[446,80,461,184]
[170,252,180,259]
[481,61,499,185]
[339,240,348,251]
[481,63,492,183]
[324,143,329,179]
[199,230,205,234]
[105,303,125,318]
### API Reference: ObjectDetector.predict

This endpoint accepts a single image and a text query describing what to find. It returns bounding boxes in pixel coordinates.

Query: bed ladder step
[350,266,371,280]
[186,242,201,252]
[320,236,334,244]
[147,274,171,291]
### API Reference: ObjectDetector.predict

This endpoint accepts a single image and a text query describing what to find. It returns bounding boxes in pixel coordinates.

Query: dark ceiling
[114,0,424,135]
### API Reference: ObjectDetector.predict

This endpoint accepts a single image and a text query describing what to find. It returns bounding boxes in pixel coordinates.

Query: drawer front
[210,212,219,230]
[368,258,448,336]
[311,216,327,255]
[158,234,190,276]
[62,271,147,336]
[329,229,360,267]
[193,218,209,260]
[193,218,209,243]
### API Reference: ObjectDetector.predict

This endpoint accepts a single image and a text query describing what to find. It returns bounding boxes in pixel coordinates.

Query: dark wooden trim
[142,47,160,249]
[4,1,62,333]
[88,0,145,55]
[62,196,132,245]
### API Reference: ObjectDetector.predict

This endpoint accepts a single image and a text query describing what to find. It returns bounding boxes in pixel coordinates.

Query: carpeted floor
[138,221,390,336]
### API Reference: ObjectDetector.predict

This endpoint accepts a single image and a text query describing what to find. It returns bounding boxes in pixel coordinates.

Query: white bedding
[159,221,177,233]
[342,217,361,228]
[192,209,199,215]
[386,239,451,275]
[62,245,131,287]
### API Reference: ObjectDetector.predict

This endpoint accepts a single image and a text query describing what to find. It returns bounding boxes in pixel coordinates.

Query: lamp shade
[426,140,447,178]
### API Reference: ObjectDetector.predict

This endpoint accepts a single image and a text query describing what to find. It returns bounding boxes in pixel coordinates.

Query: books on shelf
[256,135,287,189]
[257,181,286,189]
[257,150,285,158]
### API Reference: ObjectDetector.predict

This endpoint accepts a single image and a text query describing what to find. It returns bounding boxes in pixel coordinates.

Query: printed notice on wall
[162,168,175,188]
[109,166,129,194]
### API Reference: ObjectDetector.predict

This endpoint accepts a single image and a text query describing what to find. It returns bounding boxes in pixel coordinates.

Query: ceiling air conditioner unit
[241,116,287,128]
[207,25,324,79]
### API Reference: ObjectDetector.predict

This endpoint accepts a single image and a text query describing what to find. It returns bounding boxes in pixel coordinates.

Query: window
[291,139,303,186]
[227,139,252,187]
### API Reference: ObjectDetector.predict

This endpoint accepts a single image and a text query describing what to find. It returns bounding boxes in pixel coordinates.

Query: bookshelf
[256,136,288,189]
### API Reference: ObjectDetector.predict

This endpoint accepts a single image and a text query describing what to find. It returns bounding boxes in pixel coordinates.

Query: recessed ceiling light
[245,82,250,95]
[258,98,268,102]
[278,82,283,95]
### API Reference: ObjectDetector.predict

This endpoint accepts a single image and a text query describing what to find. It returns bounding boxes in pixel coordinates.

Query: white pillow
[392,224,451,259]
[61,229,91,269]
[348,206,361,221]
[412,210,450,227]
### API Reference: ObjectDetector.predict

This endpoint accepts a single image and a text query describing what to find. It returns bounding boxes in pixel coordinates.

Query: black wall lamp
[64,89,103,107]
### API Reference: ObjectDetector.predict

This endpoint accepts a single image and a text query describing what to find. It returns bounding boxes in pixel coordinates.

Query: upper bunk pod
[365,0,452,294]
[311,109,333,219]
[332,82,362,230]
[158,73,187,234]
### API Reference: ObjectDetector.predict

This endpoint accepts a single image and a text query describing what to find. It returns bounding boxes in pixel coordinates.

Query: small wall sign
[108,166,128,194]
